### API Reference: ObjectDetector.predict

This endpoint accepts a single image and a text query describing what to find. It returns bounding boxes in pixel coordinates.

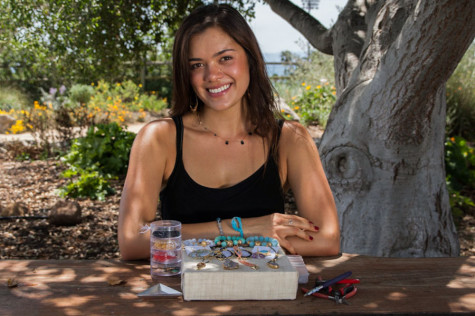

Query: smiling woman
[118,4,340,260]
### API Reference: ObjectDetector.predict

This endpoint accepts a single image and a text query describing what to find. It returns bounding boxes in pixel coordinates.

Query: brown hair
[171,4,282,157]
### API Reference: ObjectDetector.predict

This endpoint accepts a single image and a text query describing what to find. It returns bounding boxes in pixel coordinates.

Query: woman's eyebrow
[189,48,236,62]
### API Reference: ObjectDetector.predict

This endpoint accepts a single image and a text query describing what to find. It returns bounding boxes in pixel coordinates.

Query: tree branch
[263,0,333,55]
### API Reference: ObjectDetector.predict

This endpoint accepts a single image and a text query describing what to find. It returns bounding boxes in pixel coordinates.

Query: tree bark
[265,0,475,256]
[264,0,333,54]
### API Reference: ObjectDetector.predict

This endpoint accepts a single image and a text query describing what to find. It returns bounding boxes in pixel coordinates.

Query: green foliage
[62,123,136,176]
[68,84,95,107]
[0,86,30,110]
[59,123,136,200]
[446,44,475,142]
[90,80,167,114]
[0,0,257,95]
[58,167,115,201]
[445,136,475,191]
[290,82,336,127]
[273,50,336,127]
[445,136,475,222]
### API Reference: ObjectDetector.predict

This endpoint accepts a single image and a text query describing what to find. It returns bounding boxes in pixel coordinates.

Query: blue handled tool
[304,271,352,297]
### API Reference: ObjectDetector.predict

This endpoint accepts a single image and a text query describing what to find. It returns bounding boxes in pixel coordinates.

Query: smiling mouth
[207,84,231,94]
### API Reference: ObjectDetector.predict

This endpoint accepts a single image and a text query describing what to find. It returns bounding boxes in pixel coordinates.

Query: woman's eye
[221,56,233,62]
[190,63,203,70]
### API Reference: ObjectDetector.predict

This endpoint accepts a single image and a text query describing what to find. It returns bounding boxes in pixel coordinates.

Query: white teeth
[208,84,230,94]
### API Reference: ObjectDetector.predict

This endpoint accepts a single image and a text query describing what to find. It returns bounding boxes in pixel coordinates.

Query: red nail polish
[314,226,319,231]
[309,236,314,240]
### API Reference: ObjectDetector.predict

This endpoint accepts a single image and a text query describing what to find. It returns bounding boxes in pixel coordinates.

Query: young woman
[118,4,340,260]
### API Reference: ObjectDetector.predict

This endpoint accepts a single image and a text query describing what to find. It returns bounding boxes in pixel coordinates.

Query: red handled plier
[301,276,360,304]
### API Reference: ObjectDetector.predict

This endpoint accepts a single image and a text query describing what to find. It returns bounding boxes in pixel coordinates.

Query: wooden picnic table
[1,253,474,315]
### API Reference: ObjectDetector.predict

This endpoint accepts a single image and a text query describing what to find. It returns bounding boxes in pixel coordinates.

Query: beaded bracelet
[213,235,279,248]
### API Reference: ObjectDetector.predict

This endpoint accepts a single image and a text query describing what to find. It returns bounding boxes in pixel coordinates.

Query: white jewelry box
[181,247,299,301]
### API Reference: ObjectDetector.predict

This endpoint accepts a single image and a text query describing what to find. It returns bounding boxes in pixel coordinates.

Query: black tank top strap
[171,116,183,160]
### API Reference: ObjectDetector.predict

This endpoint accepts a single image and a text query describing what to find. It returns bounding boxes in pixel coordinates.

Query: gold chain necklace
[197,114,253,145]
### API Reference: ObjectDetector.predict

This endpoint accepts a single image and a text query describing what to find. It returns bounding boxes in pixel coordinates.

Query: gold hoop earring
[190,96,198,112]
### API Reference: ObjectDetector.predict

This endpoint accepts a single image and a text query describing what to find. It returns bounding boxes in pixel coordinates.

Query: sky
[249,0,347,58]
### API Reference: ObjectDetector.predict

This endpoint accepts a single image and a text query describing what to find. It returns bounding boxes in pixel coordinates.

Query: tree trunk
[266,0,475,256]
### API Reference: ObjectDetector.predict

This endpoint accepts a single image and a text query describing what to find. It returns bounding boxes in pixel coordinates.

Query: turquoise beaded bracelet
[214,235,279,248]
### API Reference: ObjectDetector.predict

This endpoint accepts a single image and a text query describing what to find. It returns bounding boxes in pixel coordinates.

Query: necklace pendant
[240,140,244,145]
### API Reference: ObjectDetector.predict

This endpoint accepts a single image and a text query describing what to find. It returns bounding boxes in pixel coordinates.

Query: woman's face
[188,26,250,113]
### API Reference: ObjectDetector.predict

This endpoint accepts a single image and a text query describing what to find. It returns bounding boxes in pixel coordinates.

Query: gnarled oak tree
[265,0,475,256]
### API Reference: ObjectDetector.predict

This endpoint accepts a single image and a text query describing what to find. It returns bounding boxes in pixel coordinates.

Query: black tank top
[159,116,284,224]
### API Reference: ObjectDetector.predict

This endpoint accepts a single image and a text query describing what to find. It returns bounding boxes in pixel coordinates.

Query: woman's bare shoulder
[280,120,313,144]
[136,118,175,138]
[133,117,176,150]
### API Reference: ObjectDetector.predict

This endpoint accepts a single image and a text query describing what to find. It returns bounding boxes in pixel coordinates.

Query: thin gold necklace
[197,114,253,145]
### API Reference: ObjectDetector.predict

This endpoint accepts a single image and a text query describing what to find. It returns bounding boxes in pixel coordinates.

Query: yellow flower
[10,120,25,134]
[281,109,285,113]
[450,137,455,142]
[317,85,321,89]
[301,82,306,86]
[306,85,311,90]
[116,83,121,86]
[138,84,143,88]
[107,96,112,101]
[294,106,300,110]
[291,96,296,100]
[91,82,95,86]
[332,91,336,95]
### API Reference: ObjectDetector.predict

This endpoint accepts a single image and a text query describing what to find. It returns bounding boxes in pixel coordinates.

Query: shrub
[273,50,336,127]
[445,136,475,222]
[290,82,336,127]
[446,44,475,142]
[58,167,115,201]
[68,84,95,107]
[59,123,136,200]
[62,122,136,176]
[0,86,30,110]
[88,80,168,125]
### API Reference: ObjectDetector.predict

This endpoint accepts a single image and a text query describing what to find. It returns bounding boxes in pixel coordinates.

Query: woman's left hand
[246,213,319,254]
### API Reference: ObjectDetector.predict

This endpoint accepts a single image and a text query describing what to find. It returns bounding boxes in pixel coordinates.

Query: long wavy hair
[171,4,282,157]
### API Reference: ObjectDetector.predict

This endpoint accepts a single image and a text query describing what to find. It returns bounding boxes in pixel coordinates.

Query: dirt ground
[0,128,473,259]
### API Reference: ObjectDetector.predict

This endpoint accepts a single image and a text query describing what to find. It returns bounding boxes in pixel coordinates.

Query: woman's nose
[205,63,223,82]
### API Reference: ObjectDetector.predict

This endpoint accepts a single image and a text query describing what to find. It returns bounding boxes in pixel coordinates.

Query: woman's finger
[281,214,318,232]
[278,237,296,255]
